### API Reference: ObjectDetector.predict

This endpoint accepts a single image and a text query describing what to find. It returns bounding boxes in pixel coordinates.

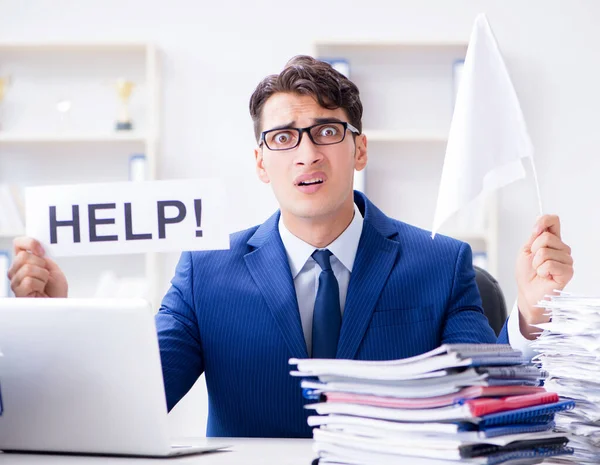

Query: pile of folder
[290,344,574,465]
[531,292,600,463]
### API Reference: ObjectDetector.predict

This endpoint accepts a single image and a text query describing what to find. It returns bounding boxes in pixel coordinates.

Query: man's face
[254,92,367,223]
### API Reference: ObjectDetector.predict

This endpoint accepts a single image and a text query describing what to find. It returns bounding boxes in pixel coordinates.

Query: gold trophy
[115,78,135,131]
[0,76,11,131]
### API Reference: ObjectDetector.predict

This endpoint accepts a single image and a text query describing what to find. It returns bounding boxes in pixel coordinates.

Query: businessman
[8,56,573,438]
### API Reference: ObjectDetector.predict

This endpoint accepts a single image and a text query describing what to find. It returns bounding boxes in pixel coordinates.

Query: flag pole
[529,158,544,216]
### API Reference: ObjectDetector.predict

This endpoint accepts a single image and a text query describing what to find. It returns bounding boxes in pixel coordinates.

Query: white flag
[431,14,541,238]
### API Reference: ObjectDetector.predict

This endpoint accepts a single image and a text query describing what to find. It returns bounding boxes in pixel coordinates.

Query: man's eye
[275,133,291,143]
[319,126,338,137]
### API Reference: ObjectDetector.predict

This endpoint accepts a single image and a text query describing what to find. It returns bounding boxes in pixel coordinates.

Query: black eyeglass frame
[259,121,361,151]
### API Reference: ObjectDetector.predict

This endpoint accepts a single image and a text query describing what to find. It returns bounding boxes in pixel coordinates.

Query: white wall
[1,0,599,435]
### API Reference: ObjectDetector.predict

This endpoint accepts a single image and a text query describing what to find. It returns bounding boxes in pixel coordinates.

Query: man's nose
[294,133,323,166]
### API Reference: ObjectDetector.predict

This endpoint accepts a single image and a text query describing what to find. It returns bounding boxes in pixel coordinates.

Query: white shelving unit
[363,129,448,143]
[0,132,147,143]
[0,41,162,305]
[314,39,499,276]
[314,39,470,50]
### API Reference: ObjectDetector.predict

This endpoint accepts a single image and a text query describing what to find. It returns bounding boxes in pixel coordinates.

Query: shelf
[0,133,147,143]
[315,39,468,50]
[0,42,152,52]
[363,129,448,143]
[0,40,162,307]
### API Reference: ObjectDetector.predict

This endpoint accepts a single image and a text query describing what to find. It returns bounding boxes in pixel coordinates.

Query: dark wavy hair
[249,55,363,142]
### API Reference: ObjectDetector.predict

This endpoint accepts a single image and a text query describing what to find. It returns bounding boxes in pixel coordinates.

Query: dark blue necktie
[311,249,341,359]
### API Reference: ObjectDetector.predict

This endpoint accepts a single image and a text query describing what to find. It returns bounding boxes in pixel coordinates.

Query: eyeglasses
[259,121,360,151]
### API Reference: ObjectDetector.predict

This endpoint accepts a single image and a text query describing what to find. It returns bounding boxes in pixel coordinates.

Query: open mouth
[298,178,324,187]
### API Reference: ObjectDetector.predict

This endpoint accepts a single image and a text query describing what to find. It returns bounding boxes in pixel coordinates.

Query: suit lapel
[244,212,308,359]
[337,193,401,359]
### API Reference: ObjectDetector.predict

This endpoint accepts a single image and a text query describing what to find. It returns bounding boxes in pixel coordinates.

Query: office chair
[474,266,507,336]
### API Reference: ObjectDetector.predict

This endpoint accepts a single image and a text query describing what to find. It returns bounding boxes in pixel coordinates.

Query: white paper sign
[25,179,230,256]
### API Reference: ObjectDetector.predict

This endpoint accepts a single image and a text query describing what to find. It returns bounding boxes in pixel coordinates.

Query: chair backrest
[474,266,507,336]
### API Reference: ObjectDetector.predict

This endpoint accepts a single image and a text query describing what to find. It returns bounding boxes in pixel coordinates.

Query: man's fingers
[523,222,541,250]
[10,263,50,290]
[12,275,48,297]
[532,247,574,270]
[44,256,62,273]
[531,232,571,256]
[534,214,561,240]
[31,291,49,298]
[12,236,45,257]
[524,214,563,252]
[536,261,574,286]
[7,251,47,281]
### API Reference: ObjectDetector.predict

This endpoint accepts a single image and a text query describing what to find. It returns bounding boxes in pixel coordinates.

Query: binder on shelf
[318,57,368,195]
[0,251,10,297]
[452,58,465,109]
[319,58,350,79]
[128,153,147,182]
[473,251,488,270]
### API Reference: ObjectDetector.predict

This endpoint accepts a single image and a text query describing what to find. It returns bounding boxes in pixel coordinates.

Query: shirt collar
[278,203,364,278]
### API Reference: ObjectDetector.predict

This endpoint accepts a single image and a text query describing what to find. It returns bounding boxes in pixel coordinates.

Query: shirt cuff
[507,300,537,361]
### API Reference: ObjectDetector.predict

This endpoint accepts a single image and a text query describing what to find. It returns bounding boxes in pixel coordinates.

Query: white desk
[0,439,567,464]
[0,439,315,465]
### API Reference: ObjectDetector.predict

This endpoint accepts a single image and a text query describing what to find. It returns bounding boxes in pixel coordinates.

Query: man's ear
[354,134,368,172]
[255,147,270,184]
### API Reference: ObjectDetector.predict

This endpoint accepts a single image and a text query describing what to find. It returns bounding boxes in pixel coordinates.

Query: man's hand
[516,215,573,339]
[8,237,68,298]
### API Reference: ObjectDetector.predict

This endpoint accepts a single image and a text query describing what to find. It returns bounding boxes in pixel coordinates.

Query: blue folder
[478,400,575,427]
[478,421,555,438]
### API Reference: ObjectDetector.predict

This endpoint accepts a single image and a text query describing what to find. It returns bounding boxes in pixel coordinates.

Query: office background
[0,0,597,436]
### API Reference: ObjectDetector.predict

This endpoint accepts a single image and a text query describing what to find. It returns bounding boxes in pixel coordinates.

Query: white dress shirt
[278,204,532,357]
[278,204,363,356]
[507,301,537,360]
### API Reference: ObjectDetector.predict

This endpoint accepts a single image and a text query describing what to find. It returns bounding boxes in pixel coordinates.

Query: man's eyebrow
[264,121,296,132]
[264,117,345,132]
[313,117,344,124]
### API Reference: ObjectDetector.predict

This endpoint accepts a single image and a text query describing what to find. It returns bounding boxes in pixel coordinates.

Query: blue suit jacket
[156,192,510,438]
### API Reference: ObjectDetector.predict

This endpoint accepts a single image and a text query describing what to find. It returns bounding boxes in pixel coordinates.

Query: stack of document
[290,344,574,464]
[531,292,600,463]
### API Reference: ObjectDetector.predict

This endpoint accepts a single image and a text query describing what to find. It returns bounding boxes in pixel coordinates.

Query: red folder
[324,385,547,409]
[465,392,559,417]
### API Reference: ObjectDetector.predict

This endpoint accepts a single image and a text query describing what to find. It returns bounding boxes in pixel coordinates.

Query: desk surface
[0,438,567,464]
[0,439,315,465]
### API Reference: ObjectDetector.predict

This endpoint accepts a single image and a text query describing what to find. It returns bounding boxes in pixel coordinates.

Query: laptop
[0,298,231,457]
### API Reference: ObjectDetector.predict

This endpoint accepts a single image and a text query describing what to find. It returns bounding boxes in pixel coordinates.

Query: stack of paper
[531,292,600,463]
[290,344,574,464]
